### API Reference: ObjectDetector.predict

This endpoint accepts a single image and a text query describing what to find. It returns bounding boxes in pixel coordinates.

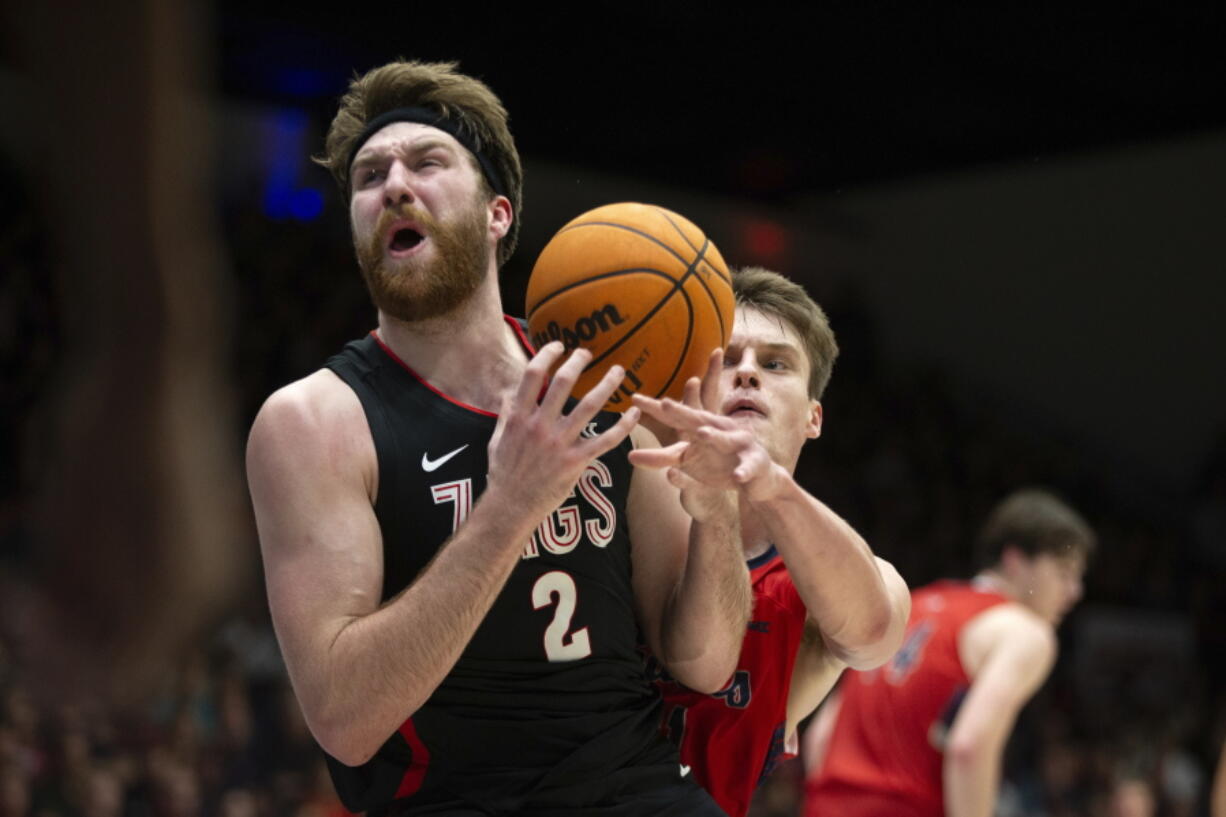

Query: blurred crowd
[2,169,1225,816]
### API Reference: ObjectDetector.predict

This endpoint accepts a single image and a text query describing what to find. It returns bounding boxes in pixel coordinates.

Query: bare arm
[801,686,842,776]
[631,372,909,671]
[784,631,845,743]
[627,424,750,693]
[249,344,637,766]
[751,481,910,669]
[943,604,1057,817]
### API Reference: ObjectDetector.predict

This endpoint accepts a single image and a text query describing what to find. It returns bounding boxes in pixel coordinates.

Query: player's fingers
[666,466,701,493]
[630,394,685,429]
[516,342,566,409]
[631,394,698,433]
[681,376,702,409]
[539,346,593,417]
[693,425,750,454]
[733,447,773,483]
[585,405,641,460]
[699,347,723,411]
[691,426,755,451]
[626,440,688,469]
[652,397,712,433]
[564,361,626,432]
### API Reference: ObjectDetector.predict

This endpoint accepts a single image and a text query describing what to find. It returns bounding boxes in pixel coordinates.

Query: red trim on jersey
[393,718,431,799]
[508,316,536,354]
[370,316,532,418]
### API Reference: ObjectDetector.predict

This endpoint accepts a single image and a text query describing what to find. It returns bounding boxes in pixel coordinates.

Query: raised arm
[626,423,750,694]
[943,604,1057,817]
[248,344,636,766]
[631,384,909,672]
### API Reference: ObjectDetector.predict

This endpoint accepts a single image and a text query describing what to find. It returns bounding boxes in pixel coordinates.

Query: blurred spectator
[1212,737,1226,817]
[1105,776,1155,817]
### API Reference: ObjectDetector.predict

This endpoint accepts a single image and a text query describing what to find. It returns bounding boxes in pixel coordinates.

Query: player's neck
[972,569,1018,600]
[376,277,528,413]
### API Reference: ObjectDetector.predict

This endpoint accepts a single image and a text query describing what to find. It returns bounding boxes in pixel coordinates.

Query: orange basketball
[526,202,734,412]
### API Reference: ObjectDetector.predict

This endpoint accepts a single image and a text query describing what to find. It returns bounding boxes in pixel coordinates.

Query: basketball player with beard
[245,61,749,816]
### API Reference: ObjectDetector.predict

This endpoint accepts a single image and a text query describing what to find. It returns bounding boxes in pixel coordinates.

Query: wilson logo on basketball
[531,304,628,351]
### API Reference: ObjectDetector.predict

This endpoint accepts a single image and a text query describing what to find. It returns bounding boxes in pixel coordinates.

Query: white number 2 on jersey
[531,571,592,662]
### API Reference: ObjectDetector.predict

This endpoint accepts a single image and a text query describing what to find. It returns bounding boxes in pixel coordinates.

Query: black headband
[346,106,509,200]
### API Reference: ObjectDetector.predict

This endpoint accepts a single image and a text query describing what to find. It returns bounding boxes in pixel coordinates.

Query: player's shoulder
[248,369,368,469]
[253,368,359,430]
[960,601,1056,675]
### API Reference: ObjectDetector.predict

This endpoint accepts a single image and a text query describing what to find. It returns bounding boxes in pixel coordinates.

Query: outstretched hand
[487,342,640,523]
[628,348,785,505]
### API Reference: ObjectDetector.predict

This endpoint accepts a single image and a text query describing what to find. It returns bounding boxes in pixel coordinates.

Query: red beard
[356,198,489,323]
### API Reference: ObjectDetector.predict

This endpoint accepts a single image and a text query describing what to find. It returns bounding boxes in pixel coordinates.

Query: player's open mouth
[725,399,767,418]
[388,228,424,255]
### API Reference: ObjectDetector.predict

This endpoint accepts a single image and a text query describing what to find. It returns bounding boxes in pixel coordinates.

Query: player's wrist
[687,484,738,524]
[469,482,555,551]
[743,462,792,504]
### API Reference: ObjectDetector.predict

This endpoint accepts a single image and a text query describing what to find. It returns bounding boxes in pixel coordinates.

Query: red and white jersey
[805,580,1009,817]
[650,547,808,817]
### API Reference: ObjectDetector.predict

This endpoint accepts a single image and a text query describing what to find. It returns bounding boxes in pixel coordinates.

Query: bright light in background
[739,216,791,265]
[261,108,325,222]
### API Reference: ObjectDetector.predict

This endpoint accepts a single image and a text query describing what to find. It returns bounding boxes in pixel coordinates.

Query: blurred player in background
[1212,739,1226,817]
[246,60,749,816]
[631,266,910,816]
[804,488,1096,817]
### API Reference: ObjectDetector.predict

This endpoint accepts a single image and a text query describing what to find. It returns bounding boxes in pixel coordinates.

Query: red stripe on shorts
[394,718,431,799]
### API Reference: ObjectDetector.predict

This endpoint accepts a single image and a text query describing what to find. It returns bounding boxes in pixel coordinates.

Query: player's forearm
[750,474,898,668]
[287,493,536,766]
[943,742,1002,817]
[658,501,750,693]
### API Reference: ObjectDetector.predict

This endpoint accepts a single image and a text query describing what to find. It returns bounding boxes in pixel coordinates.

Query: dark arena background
[2,3,1225,816]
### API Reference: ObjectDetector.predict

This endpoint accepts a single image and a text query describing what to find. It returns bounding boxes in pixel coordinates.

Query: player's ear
[1000,545,1027,574]
[806,400,822,440]
[488,195,512,241]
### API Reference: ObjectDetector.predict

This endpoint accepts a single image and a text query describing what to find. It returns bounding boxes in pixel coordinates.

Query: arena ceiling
[219,3,1226,199]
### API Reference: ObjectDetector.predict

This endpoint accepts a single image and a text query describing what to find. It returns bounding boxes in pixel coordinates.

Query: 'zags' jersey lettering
[431,462,618,560]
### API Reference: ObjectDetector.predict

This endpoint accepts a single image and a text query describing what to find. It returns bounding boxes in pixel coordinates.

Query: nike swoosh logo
[421,444,469,472]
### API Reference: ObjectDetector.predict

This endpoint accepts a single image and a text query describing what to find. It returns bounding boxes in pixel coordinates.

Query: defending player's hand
[487,341,640,522]
[629,348,785,504]
[629,349,738,520]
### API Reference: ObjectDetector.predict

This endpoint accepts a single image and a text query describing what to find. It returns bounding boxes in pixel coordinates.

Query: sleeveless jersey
[649,547,808,817]
[323,322,686,815]
[805,580,1010,817]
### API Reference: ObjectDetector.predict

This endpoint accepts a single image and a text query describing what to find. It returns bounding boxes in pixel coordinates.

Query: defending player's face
[1015,551,1086,624]
[720,307,821,469]
[349,122,493,321]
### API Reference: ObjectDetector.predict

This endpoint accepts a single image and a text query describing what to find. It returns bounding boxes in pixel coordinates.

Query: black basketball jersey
[321,320,688,815]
